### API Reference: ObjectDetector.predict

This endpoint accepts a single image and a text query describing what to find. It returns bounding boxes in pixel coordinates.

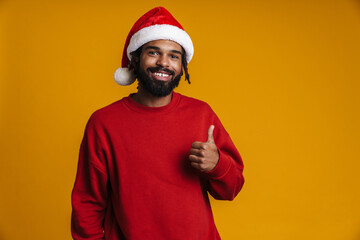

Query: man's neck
[132,86,173,107]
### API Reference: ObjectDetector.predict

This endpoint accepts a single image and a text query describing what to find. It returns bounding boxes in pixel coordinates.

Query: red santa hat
[114,7,194,86]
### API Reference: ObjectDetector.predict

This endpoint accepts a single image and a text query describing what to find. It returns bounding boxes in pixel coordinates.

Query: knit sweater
[71,92,244,240]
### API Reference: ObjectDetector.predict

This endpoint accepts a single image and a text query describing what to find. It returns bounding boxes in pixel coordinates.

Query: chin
[137,68,182,97]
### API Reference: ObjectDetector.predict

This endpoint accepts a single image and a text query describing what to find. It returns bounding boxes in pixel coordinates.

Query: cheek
[139,56,155,68]
[172,62,182,73]
[140,62,152,72]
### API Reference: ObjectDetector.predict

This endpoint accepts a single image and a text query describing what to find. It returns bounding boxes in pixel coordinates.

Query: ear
[129,51,141,76]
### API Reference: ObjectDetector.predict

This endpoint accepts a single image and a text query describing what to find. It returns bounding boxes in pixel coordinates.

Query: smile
[150,70,173,82]
[154,72,170,77]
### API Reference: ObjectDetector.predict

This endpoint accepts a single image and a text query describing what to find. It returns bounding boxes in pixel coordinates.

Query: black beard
[137,67,182,97]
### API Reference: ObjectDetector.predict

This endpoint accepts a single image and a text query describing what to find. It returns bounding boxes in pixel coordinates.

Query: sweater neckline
[123,92,181,114]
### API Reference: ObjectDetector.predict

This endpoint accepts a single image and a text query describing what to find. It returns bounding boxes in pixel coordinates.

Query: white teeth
[154,72,169,77]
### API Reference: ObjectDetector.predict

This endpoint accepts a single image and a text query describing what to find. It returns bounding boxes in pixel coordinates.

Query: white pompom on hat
[114,7,194,86]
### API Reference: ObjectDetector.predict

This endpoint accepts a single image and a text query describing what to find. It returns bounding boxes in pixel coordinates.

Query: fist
[189,125,219,172]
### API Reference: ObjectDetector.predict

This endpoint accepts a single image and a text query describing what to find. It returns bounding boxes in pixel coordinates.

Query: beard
[137,66,182,97]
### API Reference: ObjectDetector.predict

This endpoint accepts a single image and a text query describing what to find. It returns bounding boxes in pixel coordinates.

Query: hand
[189,125,219,172]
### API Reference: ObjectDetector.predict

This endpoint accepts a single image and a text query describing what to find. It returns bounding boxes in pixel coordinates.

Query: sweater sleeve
[71,115,108,239]
[204,113,245,201]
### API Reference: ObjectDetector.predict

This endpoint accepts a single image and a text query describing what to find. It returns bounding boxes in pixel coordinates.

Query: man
[71,7,244,240]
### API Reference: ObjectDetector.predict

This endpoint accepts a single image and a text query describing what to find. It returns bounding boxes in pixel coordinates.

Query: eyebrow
[144,46,182,55]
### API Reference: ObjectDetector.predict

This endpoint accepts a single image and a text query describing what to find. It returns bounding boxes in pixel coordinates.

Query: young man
[71,7,244,240]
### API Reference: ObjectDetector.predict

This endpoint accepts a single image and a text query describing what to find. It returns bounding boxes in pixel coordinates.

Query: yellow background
[1,0,360,239]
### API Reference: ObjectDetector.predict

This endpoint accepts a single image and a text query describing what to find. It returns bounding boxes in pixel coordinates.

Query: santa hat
[114,7,194,86]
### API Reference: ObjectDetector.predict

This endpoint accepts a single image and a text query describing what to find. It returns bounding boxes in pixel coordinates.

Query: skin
[189,125,219,172]
[132,39,183,107]
[132,39,219,172]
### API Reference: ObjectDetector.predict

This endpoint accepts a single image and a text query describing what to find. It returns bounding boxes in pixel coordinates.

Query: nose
[156,55,170,68]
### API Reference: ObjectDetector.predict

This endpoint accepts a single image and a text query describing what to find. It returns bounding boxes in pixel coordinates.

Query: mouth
[149,68,174,82]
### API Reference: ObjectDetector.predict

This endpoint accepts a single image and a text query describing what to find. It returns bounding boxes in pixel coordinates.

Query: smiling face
[137,40,183,97]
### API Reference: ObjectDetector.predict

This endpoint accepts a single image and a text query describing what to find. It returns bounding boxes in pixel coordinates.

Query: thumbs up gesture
[189,125,220,172]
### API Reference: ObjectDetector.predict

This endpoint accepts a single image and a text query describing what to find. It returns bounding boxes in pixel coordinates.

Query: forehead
[142,39,183,53]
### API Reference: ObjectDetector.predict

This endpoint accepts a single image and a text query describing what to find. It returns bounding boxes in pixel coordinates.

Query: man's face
[137,39,183,97]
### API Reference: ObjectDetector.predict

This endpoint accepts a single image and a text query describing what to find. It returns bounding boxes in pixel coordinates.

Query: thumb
[207,125,215,143]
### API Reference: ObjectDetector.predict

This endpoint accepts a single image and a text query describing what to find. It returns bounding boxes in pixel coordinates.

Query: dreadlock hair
[128,46,190,84]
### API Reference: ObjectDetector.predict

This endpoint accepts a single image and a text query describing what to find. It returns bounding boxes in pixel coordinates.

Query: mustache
[147,67,175,75]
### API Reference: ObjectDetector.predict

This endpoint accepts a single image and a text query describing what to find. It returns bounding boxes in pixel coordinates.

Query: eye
[148,51,158,56]
[170,55,180,59]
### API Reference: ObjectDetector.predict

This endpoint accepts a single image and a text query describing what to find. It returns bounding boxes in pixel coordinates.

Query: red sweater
[71,92,244,240]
